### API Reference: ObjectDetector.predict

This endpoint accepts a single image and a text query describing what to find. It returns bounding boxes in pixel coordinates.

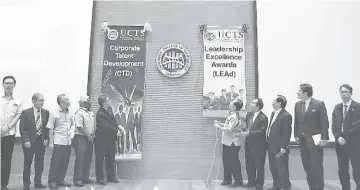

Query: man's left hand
[275,149,286,159]
[43,140,48,146]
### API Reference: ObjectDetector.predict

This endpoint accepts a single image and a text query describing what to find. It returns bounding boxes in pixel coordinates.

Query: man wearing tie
[294,83,329,190]
[20,93,49,190]
[267,95,292,190]
[241,98,268,190]
[332,84,360,190]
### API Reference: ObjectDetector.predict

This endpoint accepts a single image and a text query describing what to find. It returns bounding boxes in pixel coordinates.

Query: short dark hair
[339,84,353,93]
[230,85,235,88]
[221,89,226,92]
[254,98,264,109]
[57,94,66,105]
[234,100,243,111]
[239,89,244,92]
[98,94,108,107]
[276,94,287,109]
[3,76,16,84]
[208,91,215,95]
[300,83,313,97]
[32,92,43,102]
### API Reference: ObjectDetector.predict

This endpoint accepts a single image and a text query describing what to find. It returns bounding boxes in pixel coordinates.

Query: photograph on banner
[101,25,146,158]
[202,27,246,118]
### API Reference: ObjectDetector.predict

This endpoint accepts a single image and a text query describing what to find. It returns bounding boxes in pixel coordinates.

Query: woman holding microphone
[214,99,244,187]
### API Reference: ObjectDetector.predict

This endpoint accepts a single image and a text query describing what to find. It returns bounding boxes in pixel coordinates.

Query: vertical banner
[202,27,246,118]
[101,25,146,158]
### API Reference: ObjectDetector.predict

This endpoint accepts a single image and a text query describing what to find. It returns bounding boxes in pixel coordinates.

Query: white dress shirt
[252,111,260,122]
[303,97,312,111]
[266,108,282,138]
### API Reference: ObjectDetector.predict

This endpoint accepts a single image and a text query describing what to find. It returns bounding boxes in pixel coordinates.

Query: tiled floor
[5,177,355,190]
[2,145,357,190]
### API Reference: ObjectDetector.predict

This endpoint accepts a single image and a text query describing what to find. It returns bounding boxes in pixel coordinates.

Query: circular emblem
[107,29,118,40]
[204,31,215,41]
[156,43,191,78]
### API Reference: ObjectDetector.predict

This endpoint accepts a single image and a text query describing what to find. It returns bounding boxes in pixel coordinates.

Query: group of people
[215,83,360,190]
[114,104,142,154]
[1,76,125,190]
[203,85,246,110]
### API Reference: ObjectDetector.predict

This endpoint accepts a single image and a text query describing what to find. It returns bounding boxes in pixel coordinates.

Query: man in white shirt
[47,94,75,189]
[73,96,95,187]
[1,76,23,190]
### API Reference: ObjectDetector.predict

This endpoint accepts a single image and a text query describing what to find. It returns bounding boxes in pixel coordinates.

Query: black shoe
[83,179,95,184]
[220,180,232,185]
[23,185,30,190]
[256,185,263,190]
[48,183,59,189]
[230,182,243,187]
[34,183,46,189]
[107,177,120,183]
[74,181,84,187]
[243,183,256,187]
[97,179,106,185]
[57,181,71,187]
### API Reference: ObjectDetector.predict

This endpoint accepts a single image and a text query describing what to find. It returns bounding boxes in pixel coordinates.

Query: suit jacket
[332,100,360,141]
[134,112,141,129]
[245,111,268,152]
[226,92,239,101]
[127,112,135,130]
[219,96,230,110]
[294,98,329,148]
[267,109,292,155]
[96,107,119,141]
[19,107,50,146]
[115,112,127,129]
[203,98,220,110]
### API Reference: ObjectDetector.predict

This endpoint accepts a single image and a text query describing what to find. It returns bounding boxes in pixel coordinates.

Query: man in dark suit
[203,92,219,110]
[226,85,239,101]
[294,83,329,190]
[267,95,292,190]
[19,93,49,190]
[134,106,142,148]
[241,98,268,190]
[115,104,126,154]
[219,89,230,110]
[332,84,360,190]
[95,95,123,185]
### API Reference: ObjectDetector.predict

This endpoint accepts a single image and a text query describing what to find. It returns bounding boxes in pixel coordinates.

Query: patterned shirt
[221,112,242,146]
[46,107,74,145]
[74,108,95,136]
[0,94,23,136]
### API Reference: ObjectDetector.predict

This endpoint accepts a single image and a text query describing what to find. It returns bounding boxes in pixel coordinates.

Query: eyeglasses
[3,82,14,86]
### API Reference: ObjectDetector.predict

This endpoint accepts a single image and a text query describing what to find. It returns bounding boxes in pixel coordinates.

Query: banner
[202,27,246,118]
[101,25,146,158]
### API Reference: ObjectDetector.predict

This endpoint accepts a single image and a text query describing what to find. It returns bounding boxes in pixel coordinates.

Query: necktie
[36,109,41,134]
[343,105,348,120]
[301,101,306,113]
[341,105,348,133]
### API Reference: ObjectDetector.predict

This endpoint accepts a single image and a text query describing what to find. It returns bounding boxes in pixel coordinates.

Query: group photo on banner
[101,25,146,158]
[202,27,247,118]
